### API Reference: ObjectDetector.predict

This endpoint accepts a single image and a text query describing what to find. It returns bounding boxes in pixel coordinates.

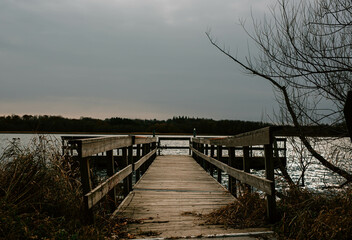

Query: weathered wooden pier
[62,127,289,239]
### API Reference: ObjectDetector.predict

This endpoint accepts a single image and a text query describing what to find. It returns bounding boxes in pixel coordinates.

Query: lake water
[1,133,350,192]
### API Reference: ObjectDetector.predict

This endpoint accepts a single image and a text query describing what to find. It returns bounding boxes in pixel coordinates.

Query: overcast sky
[0,0,278,121]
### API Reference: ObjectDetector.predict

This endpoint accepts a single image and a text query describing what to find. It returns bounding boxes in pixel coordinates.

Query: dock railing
[190,127,286,222]
[62,135,157,224]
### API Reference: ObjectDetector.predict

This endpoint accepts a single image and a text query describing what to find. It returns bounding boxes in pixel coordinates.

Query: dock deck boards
[115,155,269,238]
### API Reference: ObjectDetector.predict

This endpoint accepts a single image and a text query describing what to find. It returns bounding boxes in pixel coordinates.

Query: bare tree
[206,0,352,184]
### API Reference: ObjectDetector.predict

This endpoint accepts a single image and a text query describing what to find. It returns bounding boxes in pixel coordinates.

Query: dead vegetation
[203,189,352,240]
[203,192,268,229]
[0,137,128,240]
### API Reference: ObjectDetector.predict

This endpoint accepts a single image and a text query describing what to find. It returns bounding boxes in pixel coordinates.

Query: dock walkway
[115,155,270,239]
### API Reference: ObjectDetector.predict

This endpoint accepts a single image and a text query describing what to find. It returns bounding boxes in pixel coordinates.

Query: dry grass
[203,192,268,229]
[203,188,352,240]
[0,136,127,240]
[274,188,352,240]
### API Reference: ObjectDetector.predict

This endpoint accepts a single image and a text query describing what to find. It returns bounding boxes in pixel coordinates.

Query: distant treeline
[0,115,271,135]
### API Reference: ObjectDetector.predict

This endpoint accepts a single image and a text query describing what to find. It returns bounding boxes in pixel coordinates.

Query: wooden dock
[63,128,287,238]
[115,155,270,238]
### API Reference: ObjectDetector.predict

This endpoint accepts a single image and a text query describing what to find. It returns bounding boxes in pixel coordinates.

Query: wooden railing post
[204,144,209,171]
[78,144,94,224]
[141,144,147,175]
[106,150,116,208]
[243,146,251,193]
[189,139,191,155]
[121,147,129,197]
[228,147,237,197]
[264,143,276,223]
[191,141,196,159]
[210,145,215,177]
[200,143,205,169]
[146,143,151,168]
[136,144,141,182]
[158,138,161,155]
[217,145,222,183]
[128,144,133,190]
[152,141,157,161]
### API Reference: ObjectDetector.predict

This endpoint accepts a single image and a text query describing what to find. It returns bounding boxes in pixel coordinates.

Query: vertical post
[200,143,205,169]
[121,147,129,197]
[217,145,222,183]
[344,90,352,141]
[204,144,209,171]
[210,145,215,177]
[136,144,141,182]
[189,138,191,155]
[146,143,151,168]
[141,144,147,175]
[194,142,199,163]
[106,150,116,208]
[128,144,133,189]
[78,143,94,224]
[152,141,157,160]
[228,147,237,197]
[191,141,196,159]
[243,146,251,192]
[264,143,276,223]
[158,138,161,155]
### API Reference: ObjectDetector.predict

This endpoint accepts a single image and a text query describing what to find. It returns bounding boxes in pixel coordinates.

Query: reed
[0,136,126,239]
[204,188,352,240]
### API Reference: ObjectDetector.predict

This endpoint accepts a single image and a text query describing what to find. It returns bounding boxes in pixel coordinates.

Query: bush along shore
[1,137,352,239]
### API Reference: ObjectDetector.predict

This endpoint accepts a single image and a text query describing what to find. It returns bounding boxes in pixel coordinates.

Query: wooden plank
[134,148,157,171]
[191,147,273,195]
[158,137,191,141]
[192,127,272,147]
[115,155,270,238]
[79,136,133,157]
[271,125,347,137]
[135,136,157,145]
[85,164,133,209]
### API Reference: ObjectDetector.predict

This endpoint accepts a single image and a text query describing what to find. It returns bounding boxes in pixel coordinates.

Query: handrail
[134,148,157,171]
[78,136,133,158]
[192,127,272,147]
[63,135,158,224]
[191,147,274,194]
[85,165,133,209]
[190,126,278,223]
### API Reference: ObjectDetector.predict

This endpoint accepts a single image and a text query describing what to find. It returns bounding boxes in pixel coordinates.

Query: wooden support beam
[264,144,276,223]
[106,150,116,208]
[136,144,141,182]
[134,148,157,171]
[128,145,133,190]
[243,146,251,193]
[78,143,94,224]
[79,136,133,157]
[210,145,215,177]
[228,147,237,197]
[85,165,133,209]
[121,147,129,197]
[217,145,222,183]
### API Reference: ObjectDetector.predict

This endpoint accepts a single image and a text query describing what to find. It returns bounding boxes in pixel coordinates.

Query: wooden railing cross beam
[70,135,157,225]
